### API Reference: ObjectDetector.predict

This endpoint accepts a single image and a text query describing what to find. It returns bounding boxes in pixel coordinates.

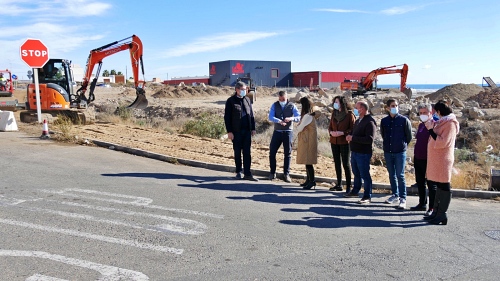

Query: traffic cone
[40,119,50,139]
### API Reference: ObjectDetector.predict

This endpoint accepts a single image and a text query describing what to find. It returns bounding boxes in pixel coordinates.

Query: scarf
[334,110,347,123]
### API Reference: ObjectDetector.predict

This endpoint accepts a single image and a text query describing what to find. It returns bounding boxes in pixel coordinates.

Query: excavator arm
[76,35,148,109]
[361,64,409,92]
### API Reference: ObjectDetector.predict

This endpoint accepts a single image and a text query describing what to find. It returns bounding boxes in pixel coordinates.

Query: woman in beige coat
[296,97,322,189]
[424,100,459,225]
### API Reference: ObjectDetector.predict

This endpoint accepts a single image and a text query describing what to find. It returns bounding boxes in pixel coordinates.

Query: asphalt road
[1,132,499,280]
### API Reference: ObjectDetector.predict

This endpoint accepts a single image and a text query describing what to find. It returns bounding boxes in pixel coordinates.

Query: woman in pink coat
[424,100,460,225]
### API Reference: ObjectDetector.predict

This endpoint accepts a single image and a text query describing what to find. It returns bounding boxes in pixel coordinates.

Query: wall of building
[209,60,292,87]
[163,77,210,85]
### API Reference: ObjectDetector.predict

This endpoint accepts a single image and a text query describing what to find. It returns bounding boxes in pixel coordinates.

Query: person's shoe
[428,213,448,225]
[236,172,243,179]
[358,197,371,204]
[410,183,418,188]
[283,174,292,183]
[303,181,316,190]
[344,192,359,198]
[410,204,427,211]
[268,173,276,180]
[329,184,343,191]
[423,210,438,220]
[300,180,310,187]
[244,175,259,182]
[424,208,434,217]
[385,194,400,204]
[397,198,407,209]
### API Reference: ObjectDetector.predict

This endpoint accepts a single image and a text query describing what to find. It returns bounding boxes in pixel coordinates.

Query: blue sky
[1,0,498,84]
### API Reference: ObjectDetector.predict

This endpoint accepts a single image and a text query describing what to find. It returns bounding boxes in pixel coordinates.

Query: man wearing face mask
[381,99,413,209]
[411,103,437,215]
[345,100,377,204]
[224,81,258,181]
[268,91,301,182]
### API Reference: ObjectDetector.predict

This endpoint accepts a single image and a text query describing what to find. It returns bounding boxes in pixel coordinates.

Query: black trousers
[331,143,351,187]
[232,129,252,176]
[269,130,293,175]
[414,158,437,207]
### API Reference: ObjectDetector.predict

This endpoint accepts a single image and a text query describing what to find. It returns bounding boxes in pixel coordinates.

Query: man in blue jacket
[268,91,301,182]
[381,99,413,209]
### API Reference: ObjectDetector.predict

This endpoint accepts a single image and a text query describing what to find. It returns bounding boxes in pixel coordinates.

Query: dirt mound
[424,83,484,102]
[466,87,500,108]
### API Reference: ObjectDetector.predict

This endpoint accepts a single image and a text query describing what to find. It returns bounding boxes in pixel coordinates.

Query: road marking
[0,218,183,255]
[0,249,149,280]
[40,188,224,219]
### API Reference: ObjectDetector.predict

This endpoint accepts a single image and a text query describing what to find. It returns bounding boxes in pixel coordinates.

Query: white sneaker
[398,199,407,209]
[385,194,399,204]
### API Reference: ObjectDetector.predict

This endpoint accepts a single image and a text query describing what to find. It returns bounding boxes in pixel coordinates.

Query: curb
[91,139,500,200]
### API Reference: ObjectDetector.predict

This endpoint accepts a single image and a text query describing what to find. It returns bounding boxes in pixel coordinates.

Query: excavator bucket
[127,88,148,109]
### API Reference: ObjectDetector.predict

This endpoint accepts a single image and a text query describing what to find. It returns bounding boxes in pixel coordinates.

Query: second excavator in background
[341,64,412,98]
[20,35,148,124]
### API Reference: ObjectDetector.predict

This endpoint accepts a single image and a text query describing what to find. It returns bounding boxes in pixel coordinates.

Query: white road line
[53,200,207,235]
[25,205,206,235]
[0,249,149,280]
[39,188,224,219]
[0,219,183,255]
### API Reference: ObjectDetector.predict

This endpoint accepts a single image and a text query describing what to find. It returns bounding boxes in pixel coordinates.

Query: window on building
[271,68,279,78]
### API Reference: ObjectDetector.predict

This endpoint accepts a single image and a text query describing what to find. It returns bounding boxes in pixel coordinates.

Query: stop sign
[19,38,50,68]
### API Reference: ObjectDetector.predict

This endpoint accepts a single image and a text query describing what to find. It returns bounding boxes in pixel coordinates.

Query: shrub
[182,112,226,139]
[52,115,75,142]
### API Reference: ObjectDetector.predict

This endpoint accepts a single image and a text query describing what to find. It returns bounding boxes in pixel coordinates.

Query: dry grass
[451,161,490,190]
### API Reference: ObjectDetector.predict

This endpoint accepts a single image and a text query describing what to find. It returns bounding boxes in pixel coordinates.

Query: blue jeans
[232,129,252,176]
[351,152,372,198]
[269,130,293,175]
[384,151,407,199]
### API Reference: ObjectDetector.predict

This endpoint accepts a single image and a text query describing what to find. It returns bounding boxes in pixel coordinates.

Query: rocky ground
[10,82,500,189]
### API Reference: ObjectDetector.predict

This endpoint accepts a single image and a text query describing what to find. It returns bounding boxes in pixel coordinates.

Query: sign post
[19,38,49,123]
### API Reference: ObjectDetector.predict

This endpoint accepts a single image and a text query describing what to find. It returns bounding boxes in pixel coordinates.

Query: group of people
[224,81,459,226]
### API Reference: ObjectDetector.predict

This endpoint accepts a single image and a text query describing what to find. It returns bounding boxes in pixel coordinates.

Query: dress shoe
[428,213,448,225]
[410,204,427,211]
[236,172,243,179]
[344,192,359,198]
[302,181,316,190]
[329,185,343,191]
[300,180,310,187]
[268,173,276,180]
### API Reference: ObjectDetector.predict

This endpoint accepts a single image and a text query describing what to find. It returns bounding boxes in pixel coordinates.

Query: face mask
[433,113,439,120]
[353,109,359,116]
[390,107,398,115]
[333,103,340,110]
[419,114,429,122]
[239,90,246,97]
[279,101,287,107]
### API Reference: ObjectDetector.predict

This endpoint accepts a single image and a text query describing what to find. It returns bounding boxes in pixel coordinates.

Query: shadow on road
[101,172,428,228]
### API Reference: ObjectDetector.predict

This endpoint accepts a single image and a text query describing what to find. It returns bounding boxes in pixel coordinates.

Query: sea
[378,84,484,93]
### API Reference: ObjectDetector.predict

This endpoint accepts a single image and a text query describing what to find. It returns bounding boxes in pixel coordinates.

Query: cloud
[0,0,111,17]
[162,32,280,58]
[314,5,423,15]
[380,6,422,15]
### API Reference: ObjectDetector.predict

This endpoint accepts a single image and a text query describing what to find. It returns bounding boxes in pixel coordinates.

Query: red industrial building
[163,76,209,86]
[292,71,369,89]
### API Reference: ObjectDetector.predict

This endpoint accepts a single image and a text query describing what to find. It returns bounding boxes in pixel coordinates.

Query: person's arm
[431,122,457,149]
[296,114,312,133]
[428,129,437,140]
[291,105,301,122]
[224,98,232,133]
[379,119,385,140]
[405,118,413,143]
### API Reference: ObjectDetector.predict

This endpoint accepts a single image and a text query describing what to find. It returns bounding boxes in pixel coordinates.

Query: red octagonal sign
[19,38,50,68]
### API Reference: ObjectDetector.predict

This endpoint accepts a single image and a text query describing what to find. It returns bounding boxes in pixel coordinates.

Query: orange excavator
[341,64,410,98]
[21,35,148,124]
